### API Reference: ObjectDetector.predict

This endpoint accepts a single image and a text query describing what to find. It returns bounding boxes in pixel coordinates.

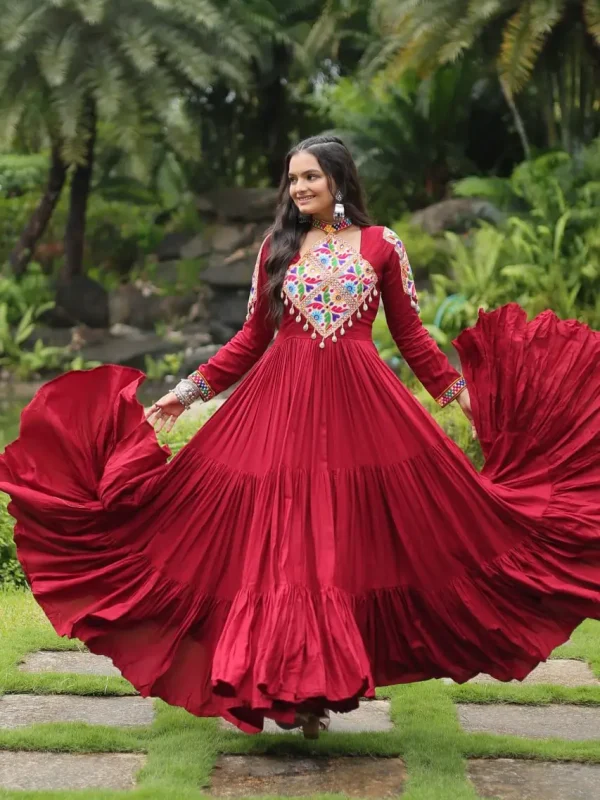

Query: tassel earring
[333,191,345,222]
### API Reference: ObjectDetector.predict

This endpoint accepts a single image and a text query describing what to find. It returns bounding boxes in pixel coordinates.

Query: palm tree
[0,0,255,279]
[370,0,600,157]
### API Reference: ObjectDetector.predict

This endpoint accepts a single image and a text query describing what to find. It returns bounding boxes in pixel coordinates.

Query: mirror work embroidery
[382,227,420,312]
[282,235,379,343]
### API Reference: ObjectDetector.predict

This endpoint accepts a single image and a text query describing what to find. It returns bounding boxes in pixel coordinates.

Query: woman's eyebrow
[288,169,322,177]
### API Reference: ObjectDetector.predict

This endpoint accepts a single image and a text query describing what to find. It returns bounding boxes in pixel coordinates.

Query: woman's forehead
[289,152,322,174]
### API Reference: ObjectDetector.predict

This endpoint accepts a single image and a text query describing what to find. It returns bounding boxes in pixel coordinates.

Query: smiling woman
[1,136,599,744]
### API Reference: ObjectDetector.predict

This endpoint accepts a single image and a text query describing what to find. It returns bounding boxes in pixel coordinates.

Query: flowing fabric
[1,225,599,733]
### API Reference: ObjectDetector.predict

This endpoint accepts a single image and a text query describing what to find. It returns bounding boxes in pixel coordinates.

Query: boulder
[210,222,257,254]
[208,288,249,332]
[196,188,278,222]
[55,276,109,329]
[155,231,197,262]
[201,256,256,289]
[180,234,211,260]
[108,284,201,330]
[411,198,503,235]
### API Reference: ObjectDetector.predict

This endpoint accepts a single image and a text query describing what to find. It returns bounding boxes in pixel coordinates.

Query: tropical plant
[0,0,256,278]
[371,0,600,156]
[0,493,26,590]
[320,63,482,218]
[0,153,48,196]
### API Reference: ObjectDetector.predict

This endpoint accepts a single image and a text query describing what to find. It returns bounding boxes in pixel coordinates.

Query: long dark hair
[264,135,372,323]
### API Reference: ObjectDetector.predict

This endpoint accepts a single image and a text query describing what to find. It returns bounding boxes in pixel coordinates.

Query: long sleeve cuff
[188,369,216,402]
[436,376,467,408]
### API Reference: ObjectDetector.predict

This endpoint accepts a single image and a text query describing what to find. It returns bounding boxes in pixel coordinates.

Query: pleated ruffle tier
[1,304,599,733]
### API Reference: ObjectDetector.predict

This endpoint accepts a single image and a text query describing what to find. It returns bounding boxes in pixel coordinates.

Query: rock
[155,231,196,262]
[19,651,120,677]
[456,703,600,740]
[55,275,109,329]
[470,659,599,688]
[0,695,155,729]
[201,256,256,289]
[209,756,407,798]
[0,752,146,791]
[109,284,199,330]
[180,233,211,260]
[208,290,249,332]
[411,198,504,235]
[80,333,179,369]
[209,321,237,346]
[182,344,221,373]
[196,188,278,222]
[210,223,257,254]
[468,758,600,800]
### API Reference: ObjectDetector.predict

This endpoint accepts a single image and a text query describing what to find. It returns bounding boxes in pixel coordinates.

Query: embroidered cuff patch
[437,377,467,408]
[188,370,216,403]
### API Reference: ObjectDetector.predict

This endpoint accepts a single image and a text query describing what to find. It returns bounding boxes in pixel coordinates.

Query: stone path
[19,650,121,676]
[210,755,407,798]
[3,649,600,796]
[0,752,146,791]
[468,758,600,800]
[457,703,600,740]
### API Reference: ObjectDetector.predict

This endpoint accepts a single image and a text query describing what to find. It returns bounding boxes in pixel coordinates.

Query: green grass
[2,593,600,798]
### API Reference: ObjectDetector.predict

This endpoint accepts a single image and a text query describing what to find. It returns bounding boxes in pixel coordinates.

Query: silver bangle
[172,379,201,409]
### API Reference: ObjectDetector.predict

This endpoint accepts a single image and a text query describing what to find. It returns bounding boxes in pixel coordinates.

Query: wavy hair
[264,135,372,323]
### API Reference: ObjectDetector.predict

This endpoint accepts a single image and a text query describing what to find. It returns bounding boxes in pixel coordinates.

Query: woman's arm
[380,228,466,408]
[186,236,276,401]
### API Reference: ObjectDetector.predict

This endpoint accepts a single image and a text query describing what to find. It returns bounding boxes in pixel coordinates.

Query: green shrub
[0,493,27,590]
[0,154,48,197]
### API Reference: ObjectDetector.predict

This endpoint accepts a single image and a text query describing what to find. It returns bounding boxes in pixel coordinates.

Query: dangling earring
[333,191,345,222]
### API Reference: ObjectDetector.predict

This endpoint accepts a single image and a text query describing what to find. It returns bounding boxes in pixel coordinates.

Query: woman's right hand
[145,392,186,434]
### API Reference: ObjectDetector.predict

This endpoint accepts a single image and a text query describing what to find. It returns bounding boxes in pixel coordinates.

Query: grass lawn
[1,592,600,799]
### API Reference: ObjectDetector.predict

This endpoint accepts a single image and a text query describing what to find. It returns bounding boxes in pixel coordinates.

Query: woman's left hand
[456,388,477,438]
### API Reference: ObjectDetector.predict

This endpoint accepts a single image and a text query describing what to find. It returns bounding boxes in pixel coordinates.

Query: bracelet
[172,379,201,409]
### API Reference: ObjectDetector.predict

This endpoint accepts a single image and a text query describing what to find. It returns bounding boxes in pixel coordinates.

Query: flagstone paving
[468,758,600,800]
[222,700,393,734]
[209,755,407,798]
[19,650,121,676]
[0,752,146,791]
[0,694,155,729]
[469,659,598,687]
[457,703,600,740]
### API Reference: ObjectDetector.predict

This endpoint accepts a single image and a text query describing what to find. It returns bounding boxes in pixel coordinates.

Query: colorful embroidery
[188,369,215,402]
[283,234,379,341]
[437,377,467,408]
[246,238,268,320]
[382,227,420,312]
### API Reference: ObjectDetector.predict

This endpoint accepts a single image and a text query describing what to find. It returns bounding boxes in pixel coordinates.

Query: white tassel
[373,288,378,296]
[284,297,288,306]
[363,302,368,311]
[303,322,309,331]
[357,310,362,319]
[311,331,317,340]
[296,314,301,322]
[289,306,294,315]
[332,334,337,343]
[340,325,345,335]
[348,319,353,328]
[319,338,325,349]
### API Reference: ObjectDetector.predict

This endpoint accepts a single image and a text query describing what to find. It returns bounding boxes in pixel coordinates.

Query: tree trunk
[62,99,97,281]
[500,77,531,160]
[9,145,67,277]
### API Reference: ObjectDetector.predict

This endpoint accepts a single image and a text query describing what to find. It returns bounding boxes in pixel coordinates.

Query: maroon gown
[1,225,599,733]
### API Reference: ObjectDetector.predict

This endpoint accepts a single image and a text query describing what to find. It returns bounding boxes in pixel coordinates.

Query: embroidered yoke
[190,225,466,408]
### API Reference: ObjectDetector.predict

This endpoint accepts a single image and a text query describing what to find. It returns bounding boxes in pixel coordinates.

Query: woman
[1,136,599,740]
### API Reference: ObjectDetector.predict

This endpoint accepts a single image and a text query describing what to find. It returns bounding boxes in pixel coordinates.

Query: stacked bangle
[172,379,201,409]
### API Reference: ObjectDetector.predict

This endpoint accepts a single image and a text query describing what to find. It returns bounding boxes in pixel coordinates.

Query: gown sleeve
[380,228,466,407]
[186,236,276,400]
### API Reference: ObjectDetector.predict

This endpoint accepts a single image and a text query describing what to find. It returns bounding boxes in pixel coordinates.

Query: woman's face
[288,151,335,220]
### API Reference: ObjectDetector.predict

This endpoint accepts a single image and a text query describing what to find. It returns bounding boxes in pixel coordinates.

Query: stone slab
[468,758,600,800]
[0,694,155,729]
[19,651,121,677]
[470,659,598,687]
[210,755,406,798]
[222,700,393,735]
[457,704,600,740]
[0,752,146,791]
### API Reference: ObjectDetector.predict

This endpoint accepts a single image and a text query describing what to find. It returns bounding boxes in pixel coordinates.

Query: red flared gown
[1,225,599,733]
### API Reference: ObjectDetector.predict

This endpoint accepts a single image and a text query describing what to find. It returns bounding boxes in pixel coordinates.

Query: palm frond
[37,26,79,87]
[584,0,600,44]
[1,0,49,52]
[73,0,108,25]
[115,18,158,74]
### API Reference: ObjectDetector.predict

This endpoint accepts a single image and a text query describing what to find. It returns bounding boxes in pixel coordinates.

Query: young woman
[1,136,599,740]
